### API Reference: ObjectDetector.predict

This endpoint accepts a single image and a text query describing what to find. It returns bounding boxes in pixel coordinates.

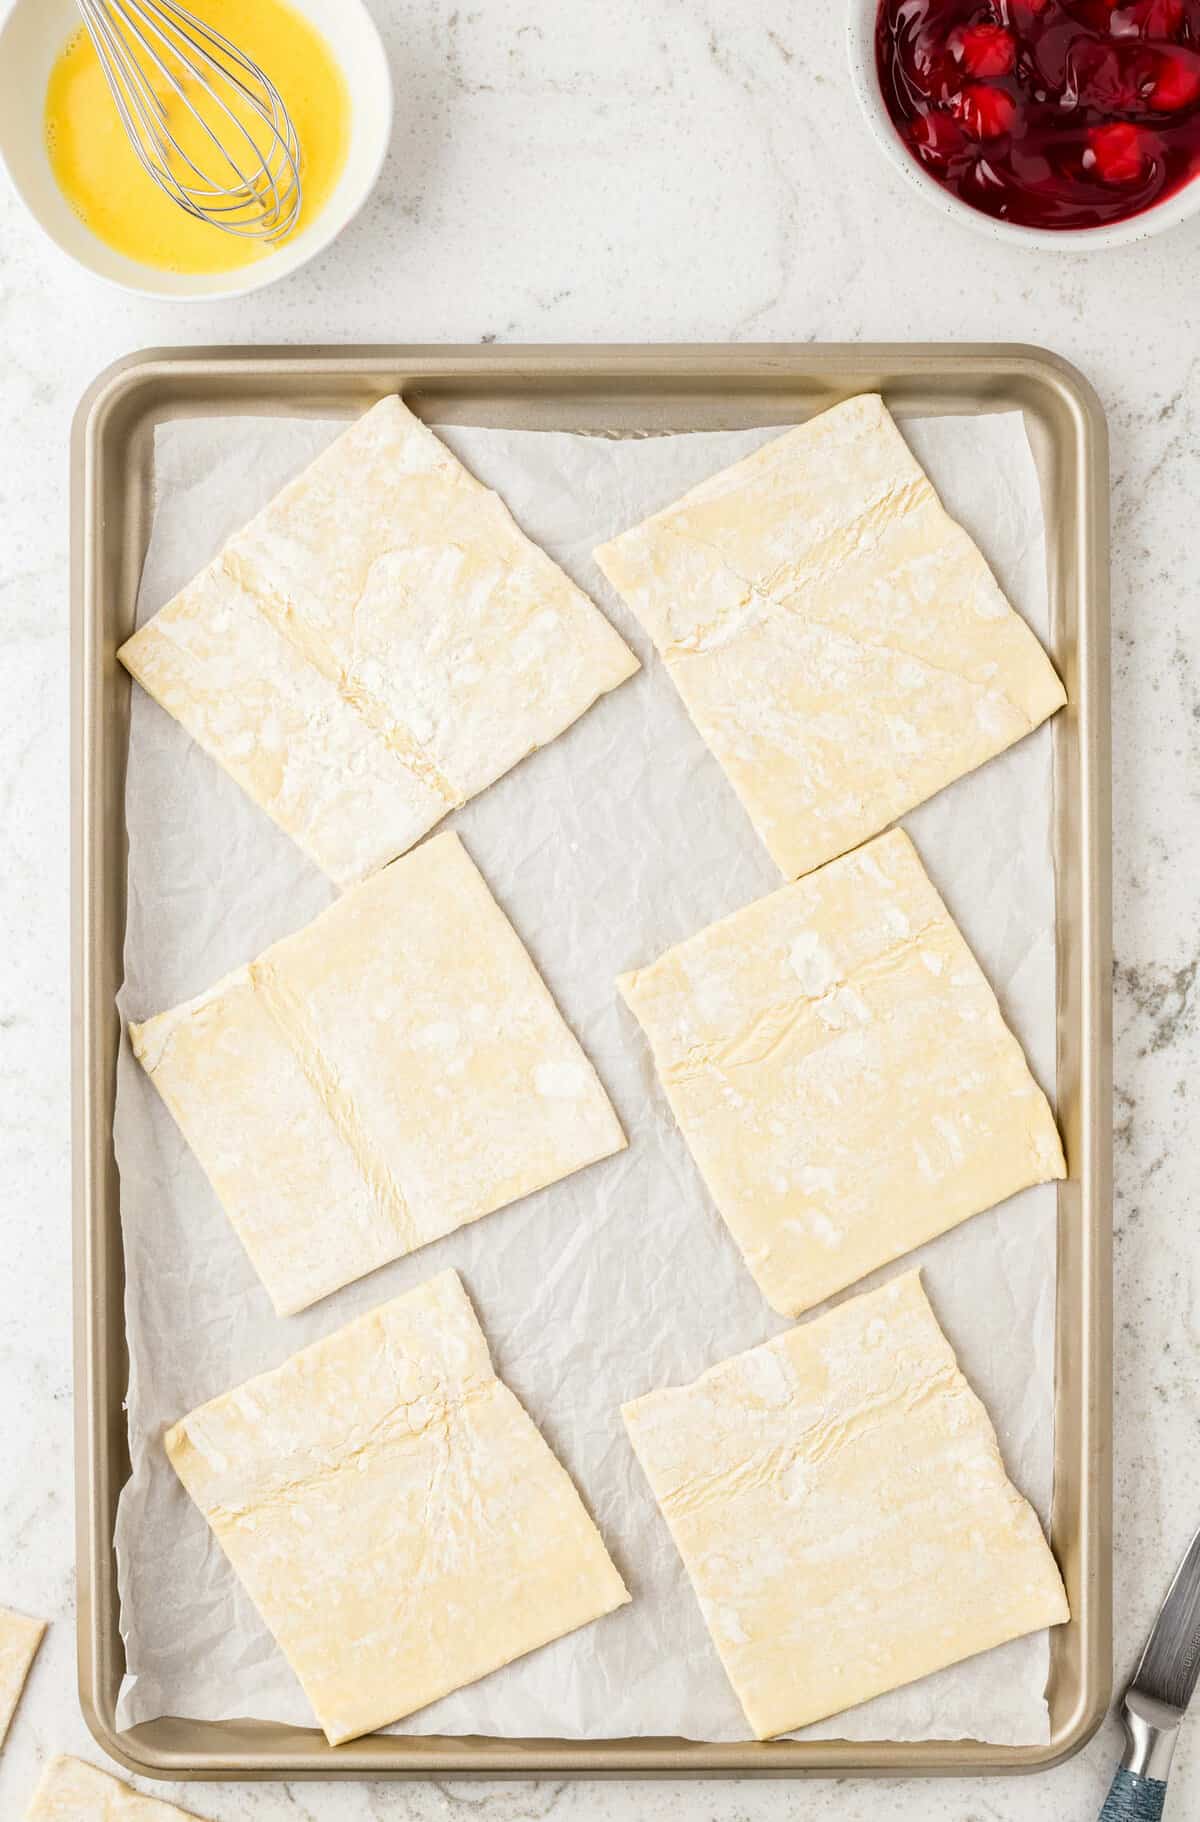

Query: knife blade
[1099,1520,1200,1821]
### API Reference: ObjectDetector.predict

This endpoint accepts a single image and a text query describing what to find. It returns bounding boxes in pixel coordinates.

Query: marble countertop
[2,1,1198,1817]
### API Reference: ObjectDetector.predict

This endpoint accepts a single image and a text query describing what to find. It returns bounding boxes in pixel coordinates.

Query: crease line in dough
[654,1355,963,1521]
[198,1376,498,1525]
[654,468,931,646]
[220,548,465,811]
[247,955,420,1256]
[647,912,948,1087]
[661,531,1041,732]
[648,488,1048,728]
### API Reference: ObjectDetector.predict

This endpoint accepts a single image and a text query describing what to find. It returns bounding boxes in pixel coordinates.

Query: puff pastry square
[120,396,638,888]
[618,828,1064,1317]
[132,831,625,1315]
[166,1271,630,1744]
[0,1606,44,1749]
[623,1271,1069,1740]
[26,1758,209,1820]
[594,393,1064,881]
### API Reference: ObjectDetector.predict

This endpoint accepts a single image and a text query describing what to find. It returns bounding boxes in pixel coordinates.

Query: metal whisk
[75,0,302,241]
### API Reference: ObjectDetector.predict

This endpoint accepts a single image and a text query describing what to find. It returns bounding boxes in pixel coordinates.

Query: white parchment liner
[113,409,1060,1744]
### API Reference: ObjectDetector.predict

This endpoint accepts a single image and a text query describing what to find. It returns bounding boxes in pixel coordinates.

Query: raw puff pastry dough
[166,1270,630,1744]
[623,1271,1069,1740]
[131,831,625,1315]
[25,1757,209,1820]
[119,396,638,888]
[0,1606,44,1750]
[594,393,1065,881]
[618,827,1064,1317]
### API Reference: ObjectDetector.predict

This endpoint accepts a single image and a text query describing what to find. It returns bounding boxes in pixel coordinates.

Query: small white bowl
[847,0,1200,252]
[0,0,393,301]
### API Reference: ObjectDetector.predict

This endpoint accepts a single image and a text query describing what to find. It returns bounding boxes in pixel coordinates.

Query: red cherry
[953,83,1019,135]
[1085,120,1149,180]
[1150,46,1200,106]
[952,23,1017,76]
[910,110,970,162]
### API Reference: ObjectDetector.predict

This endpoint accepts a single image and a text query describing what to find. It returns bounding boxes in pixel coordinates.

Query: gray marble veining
[1,1,1198,1816]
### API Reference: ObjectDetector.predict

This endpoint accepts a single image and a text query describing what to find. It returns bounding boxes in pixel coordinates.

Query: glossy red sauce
[876,0,1200,229]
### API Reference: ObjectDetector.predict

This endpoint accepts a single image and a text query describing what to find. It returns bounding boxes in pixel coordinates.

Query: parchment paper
[112,407,1060,1745]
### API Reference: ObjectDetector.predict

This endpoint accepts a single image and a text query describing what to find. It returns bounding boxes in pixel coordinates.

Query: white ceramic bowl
[847,0,1200,251]
[0,0,393,300]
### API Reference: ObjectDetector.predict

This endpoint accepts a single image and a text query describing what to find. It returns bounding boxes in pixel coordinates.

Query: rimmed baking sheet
[71,344,1111,1780]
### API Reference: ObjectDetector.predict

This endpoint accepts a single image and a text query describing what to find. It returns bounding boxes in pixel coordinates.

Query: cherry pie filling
[876,0,1200,228]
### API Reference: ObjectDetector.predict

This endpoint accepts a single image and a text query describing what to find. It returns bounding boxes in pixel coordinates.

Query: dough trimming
[24,1757,210,1820]
[0,1605,44,1750]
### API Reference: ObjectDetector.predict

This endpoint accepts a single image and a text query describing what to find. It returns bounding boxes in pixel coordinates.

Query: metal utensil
[1100,1523,1200,1819]
[74,0,301,240]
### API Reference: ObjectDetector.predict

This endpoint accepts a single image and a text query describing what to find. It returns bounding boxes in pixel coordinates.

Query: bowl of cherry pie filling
[849,0,1200,247]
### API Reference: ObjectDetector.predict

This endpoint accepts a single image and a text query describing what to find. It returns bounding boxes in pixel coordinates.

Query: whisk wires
[75,0,302,240]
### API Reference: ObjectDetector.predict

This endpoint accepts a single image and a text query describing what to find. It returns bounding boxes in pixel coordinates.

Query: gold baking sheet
[70,344,1111,1780]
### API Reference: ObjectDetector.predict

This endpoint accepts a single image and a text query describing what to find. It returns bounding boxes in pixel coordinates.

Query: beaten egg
[45,0,350,275]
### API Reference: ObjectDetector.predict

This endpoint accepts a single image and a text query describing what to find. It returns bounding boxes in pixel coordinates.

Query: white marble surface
[0,1,1197,1817]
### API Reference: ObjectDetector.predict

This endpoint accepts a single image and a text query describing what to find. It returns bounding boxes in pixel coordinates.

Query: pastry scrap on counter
[165,1269,631,1745]
[623,1270,1069,1741]
[25,1755,210,1819]
[594,393,1064,882]
[0,1605,45,1751]
[618,827,1064,1317]
[119,395,638,888]
[130,831,625,1316]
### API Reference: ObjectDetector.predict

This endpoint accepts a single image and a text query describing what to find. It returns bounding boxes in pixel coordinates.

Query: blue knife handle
[1099,1767,1167,1821]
